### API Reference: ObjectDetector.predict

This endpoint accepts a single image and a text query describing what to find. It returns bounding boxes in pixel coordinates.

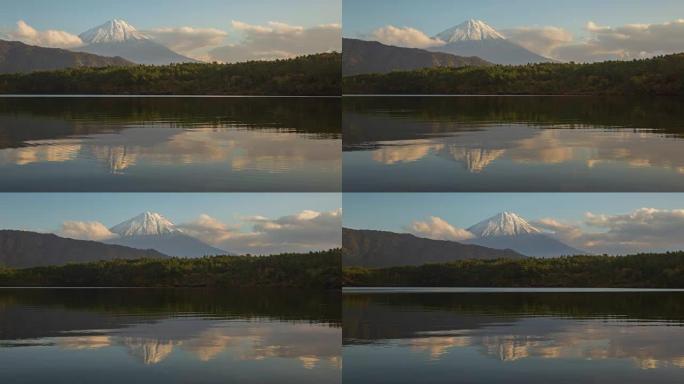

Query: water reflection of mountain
[0,289,341,368]
[344,292,684,369]
[360,124,684,175]
[0,97,340,149]
[343,96,684,149]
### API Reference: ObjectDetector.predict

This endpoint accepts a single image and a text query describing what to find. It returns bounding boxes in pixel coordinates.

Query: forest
[0,249,341,288]
[343,252,684,288]
[343,53,684,95]
[0,52,340,95]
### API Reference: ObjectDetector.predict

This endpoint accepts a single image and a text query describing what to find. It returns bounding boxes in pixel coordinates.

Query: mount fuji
[463,212,584,258]
[76,19,197,65]
[105,212,227,258]
[429,19,553,65]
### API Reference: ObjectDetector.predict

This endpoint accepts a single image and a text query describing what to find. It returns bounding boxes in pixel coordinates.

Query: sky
[344,193,684,255]
[0,193,341,255]
[0,0,341,62]
[343,0,684,62]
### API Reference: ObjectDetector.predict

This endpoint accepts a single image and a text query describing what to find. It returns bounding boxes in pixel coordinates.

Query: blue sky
[2,0,340,34]
[0,193,341,232]
[343,0,684,38]
[343,193,684,231]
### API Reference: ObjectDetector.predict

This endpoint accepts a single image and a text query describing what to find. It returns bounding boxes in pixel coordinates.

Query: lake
[0,288,341,384]
[343,96,684,191]
[343,288,684,384]
[0,97,340,191]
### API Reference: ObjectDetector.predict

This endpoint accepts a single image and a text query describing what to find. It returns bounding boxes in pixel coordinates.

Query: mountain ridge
[467,211,541,237]
[429,19,553,65]
[105,233,228,258]
[0,230,166,268]
[342,38,490,76]
[462,211,585,258]
[0,39,132,74]
[105,212,228,258]
[110,211,180,237]
[76,19,197,65]
[435,19,505,42]
[465,233,585,258]
[79,19,148,44]
[343,227,525,268]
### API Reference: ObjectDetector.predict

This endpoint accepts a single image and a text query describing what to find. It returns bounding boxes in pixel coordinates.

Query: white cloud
[59,221,118,241]
[144,27,227,56]
[530,218,584,245]
[177,209,342,255]
[408,216,474,241]
[534,208,684,255]
[581,208,684,253]
[7,20,83,48]
[503,26,573,57]
[209,21,341,63]
[584,19,684,57]
[370,25,445,49]
[176,214,242,245]
[508,19,684,63]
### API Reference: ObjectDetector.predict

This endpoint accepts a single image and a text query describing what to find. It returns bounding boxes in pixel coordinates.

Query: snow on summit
[110,212,180,237]
[435,19,505,42]
[467,212,541,238]
[79,19,148,44]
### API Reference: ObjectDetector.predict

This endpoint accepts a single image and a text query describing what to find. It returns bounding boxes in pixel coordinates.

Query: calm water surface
[343,289,684,383]
[0,97,340,191]
[0,288,341,384]
[343,96,684,191]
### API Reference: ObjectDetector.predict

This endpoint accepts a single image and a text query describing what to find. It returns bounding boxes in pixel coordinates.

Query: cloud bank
[370,25,445,49]
[59,221,118,241]
[208,21,341,63]
[59,208,342,255]
[408,216,475,241]
[502,26,573,57]
[533,208,684,255]
[403,207,684,256]
[180,208,342,255]
[505,19,684,62]
[144,27,228,56]
[363,18,684,63]
[7,20,82,48]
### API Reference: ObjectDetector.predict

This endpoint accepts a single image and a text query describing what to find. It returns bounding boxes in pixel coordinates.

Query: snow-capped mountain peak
[435,19,505,43]
[467,211,541,238]
[79,19,149,44]
[110,211,180,237]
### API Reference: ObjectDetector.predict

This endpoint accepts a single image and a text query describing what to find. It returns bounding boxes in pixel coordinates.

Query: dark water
[343,96,684,191]
[0,97,340,191]
[0,288,341,384]
[343,289,684,384]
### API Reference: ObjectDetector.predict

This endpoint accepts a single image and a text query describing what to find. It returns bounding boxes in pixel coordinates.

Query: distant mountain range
[428,19,553,65]
[0,230,166,268]
[342,38,490,76]
[344,212,585,267]
[343,228,524,268]
[0,39,132,74]
[0,19,196,74]
[462,212,585,258]
[0,211,229,268]
[75,19,197,65]
[104,212,228,258]
[344,19,554,72]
